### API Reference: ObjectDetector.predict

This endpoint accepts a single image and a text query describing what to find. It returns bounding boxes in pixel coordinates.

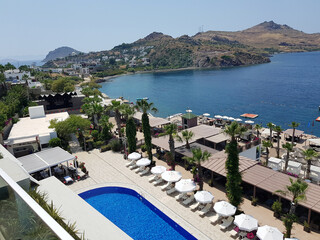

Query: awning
[18,147,75,174]
[283,129,304,137]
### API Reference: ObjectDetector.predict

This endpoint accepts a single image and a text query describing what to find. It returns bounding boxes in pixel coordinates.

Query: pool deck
[69,149,228,240]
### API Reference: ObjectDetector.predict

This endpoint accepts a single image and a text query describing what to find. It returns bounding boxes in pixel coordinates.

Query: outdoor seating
[175,193,187,201]
[126,160,135,167]
[209,213,221,225]
[190,202,202,211]
[161,182,172,191]
[139,167,150,176]
[166,187,177,195]
[135,166,144,173]
[197,203,212,216]
[129,163,138,170]
[182,195,195,205]
[63,175,73,185]
[148,175,158,182]
[153,177,163,186]
[219,216,234,230]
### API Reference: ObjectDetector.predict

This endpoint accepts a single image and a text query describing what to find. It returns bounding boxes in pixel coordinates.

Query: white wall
[29,106,45,119]
[240,145,261,161]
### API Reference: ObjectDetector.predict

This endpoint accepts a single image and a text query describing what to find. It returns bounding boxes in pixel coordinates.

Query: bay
[100,52,320,136]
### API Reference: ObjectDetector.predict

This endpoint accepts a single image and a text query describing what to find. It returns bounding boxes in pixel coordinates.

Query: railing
[238,138,261,153]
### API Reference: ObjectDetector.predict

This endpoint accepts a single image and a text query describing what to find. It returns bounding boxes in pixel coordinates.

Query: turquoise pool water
[79,187,197,240]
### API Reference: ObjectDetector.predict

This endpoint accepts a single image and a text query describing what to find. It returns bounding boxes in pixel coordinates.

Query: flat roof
[175,142,219,158]
[133,112,170,127]
[7,112,69,142]
[205,133,230,143]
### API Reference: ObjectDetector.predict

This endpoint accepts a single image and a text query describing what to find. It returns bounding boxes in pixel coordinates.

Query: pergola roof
[18,147,75,174]
[175,142,219,158]
[205,133,230,143]
[283,129,304,136]
[133,112,170,127]
[182,112,197,119]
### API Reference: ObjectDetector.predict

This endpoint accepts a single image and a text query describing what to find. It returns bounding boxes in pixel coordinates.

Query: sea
[100,51,320,136]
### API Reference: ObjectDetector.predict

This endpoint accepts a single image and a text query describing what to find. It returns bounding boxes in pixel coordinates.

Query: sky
[1,0,320,60]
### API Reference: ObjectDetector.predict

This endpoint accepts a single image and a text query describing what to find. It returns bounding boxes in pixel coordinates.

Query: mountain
[42,47,81,62]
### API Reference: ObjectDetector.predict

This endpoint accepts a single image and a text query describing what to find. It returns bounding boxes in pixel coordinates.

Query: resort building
[4,69,31,81]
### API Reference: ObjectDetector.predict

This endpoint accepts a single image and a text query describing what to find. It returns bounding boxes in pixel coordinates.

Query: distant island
[42,46,81,63]
[42,21,320,77]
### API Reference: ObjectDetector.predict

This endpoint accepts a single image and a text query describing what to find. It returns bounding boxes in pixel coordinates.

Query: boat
[240,113,259,119]
[136,97,149,101]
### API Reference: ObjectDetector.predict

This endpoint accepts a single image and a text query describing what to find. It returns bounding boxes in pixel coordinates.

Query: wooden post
[308,209,312,224]
[253,186,256,198]
[211,171,214,185]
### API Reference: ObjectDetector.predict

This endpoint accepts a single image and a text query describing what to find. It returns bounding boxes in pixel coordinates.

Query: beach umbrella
[228,117,235,121]
[234,214,258,232]
[186,109,192,113]
[161,171,182,182]
[245,120,254,124]
[136,158,151,167]
[235,118,242,122]
[213,201,236,217]
[214,115,222,118]
[203,113,210,117]
[128,152,141,161]
[194,191,214,204]
[222,116,229,120]
[257,225,283,240]
[151,166,167,175]
[175,179,196,193]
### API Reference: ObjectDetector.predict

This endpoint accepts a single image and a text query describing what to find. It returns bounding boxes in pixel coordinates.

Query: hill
[42,46,81,62]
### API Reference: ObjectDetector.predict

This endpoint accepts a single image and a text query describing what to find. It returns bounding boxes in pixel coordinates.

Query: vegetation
[224,121,246,208]
[273,125,283,158]
[160,124,178,170]
[302,148,319,179]
[282,143,294,172]
[107,100,125,138]
[176,130,194,149]
[48,137,62,148]
[108,138,122,152]
[183,148,211,190]
[81,96,104,129]
[254,124,262,139]
[266,122,274,142]
[289,121,300,145]
[50,77,82,93]
[262,140,272,166]
[283,213,297,238]
[124,105,137,153]
[271,200,282,217]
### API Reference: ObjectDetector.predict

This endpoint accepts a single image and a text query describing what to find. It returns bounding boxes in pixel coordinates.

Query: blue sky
[1,0,319,59]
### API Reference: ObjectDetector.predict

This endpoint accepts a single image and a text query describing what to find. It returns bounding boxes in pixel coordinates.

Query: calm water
[100,52,320,135]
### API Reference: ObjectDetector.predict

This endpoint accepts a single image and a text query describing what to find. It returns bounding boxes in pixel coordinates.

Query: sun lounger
[166,187,177,195]
[209,213,221,225]
[197,203,212,216]
[182,195,195,205]
[190,202,202,211]
[229,229,238,238]
[148,175,158,182]
[161,182,172,191]
[219,216,234,230]
[153,178,163,186]
[175,193,187,201]
[139,167,150,176]
[129,163,138,170]
[126,160,135,167]
[135,166,144,173]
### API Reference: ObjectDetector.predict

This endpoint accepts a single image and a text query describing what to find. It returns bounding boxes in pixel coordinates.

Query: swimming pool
[79,187,197,240]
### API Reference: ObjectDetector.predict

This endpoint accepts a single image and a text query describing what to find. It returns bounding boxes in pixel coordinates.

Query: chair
[209,213,221,225]
[197,203,212,216]
[166,187,177,195]
[182,195,195,205]
[135,166,144,173]
[161,182,172,191]
[129,163,138,170]
[153,178,163,186]
[148,175,158,182]
[175,193,187,201]
[139,167,150,176]
[190,202,202,211]
[219,216,234,230]
[229,228,238,238]
[126,160,135,167]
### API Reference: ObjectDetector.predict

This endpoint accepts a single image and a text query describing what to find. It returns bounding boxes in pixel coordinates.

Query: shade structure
[194,191,214,204]
[175,179,196,193]
[228,117,235,121]
[214,115,222,118]
[235,118,242,122]
[151,166,166,175]
[213,201,236,217]
[221,116,229,120]
[203,113,210,117]
[186,109,192,113]
[128,152,141,161]
[136,158,151,167]
[234,214,258,232]
[245,120,254,124]
[257,225,283,240]
[161,171,182,182]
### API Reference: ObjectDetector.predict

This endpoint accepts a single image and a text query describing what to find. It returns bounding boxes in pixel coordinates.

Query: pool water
[79,187,197,240]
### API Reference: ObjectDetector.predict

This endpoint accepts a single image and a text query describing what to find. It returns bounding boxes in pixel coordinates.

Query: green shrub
[94,140,104,148]
[141,144,147,152]
[100,145,111,152]
[272,200,282,215]
[108,139,122,152]
[48,137,62,148]
[91,130,99,140]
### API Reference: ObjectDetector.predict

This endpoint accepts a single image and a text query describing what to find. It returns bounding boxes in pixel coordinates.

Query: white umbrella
[186,109,192,113]
[245,120,254,124]
[151,166,166,175]
[234,214,258,232]
[203,113,210,117]
[235,118,242,122]
[214,115,222,118]
[222,116,229,120]
[161,171,182,182]
[213,201,236,217]
[257,225,283,240]
[175,179,196,193]
[194,191,214,203]
[136,158,151,167]
[128,152,141,161]
[228,117,235,121]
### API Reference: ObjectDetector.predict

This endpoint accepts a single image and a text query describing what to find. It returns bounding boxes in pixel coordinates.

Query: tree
[273,125,283,158]
[4,62,15,70]
[107,100,125,138]
[176,130,194,149]
[48,137,62,148]
[99,115,114,141]
[302,148,318,179]
[160,124,178,169]
[282,143,294,172]
[267,122,274,143]
[0,73,6,92]
[81,96,104,129]
[124,105,137,153]
[51,78,75,93]
[289,122,300,146]
[183,148,211,190]
[135,99,157,162]
[275,178,308,214]
[262,140,272,166]
[224,121,246,208]
[254,124,263,139]
[283,214,297,238]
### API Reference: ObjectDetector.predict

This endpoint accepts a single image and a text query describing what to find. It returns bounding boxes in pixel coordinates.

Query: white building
[4,69,31,81]
[5,106,69,157]
[27,80,42,88]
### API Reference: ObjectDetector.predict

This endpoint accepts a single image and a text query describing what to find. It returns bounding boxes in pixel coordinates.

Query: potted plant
[304,221,311,233]
[272,200,282,218]
[251,196,258,206]
[208,179,214,187]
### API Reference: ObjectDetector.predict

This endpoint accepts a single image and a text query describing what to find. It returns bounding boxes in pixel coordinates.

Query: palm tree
[273,125,283,158]
[267,122,274,143]
[183,148,211,191]
[107,100,125,138]
[99,115,114,139]
[254,124,263,139]
[81,96,104,129]
[262,140,272,166]
[276,178,308,214]
[135,99,158,161]
[282,143,294,172]
[160,124,178,169]
[302,148,318,179]
[176,130,194,149]
[289,122,300,145]
[224,121,247,208]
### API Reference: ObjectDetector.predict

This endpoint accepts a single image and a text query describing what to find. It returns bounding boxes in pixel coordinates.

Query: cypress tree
[142,113,153,161]
[126,117,136,153]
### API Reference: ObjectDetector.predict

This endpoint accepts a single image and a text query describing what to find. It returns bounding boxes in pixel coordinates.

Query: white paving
[69,150,232,240]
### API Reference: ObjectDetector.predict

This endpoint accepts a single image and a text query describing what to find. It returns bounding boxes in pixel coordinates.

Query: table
[247,232,255,239]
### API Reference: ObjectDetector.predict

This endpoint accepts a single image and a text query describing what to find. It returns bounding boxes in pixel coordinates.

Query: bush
[141,144,147,152]
[91,130,99,140]
[272,200,282,217]
[94,140,104,148]
[108,139,122,152]
[48,137,62,148]
[100,145,111,152]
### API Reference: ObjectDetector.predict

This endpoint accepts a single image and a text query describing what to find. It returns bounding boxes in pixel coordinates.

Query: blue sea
[100,52,320,136]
